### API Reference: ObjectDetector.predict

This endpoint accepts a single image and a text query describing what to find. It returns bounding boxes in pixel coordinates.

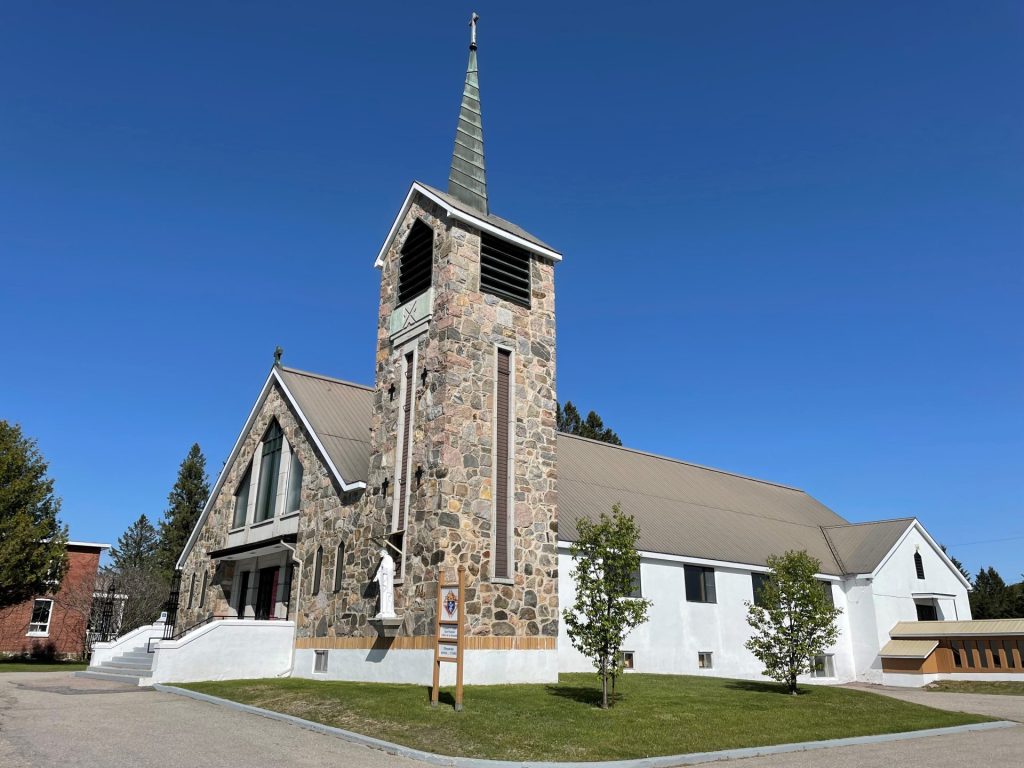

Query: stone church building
[87,20,1015,690]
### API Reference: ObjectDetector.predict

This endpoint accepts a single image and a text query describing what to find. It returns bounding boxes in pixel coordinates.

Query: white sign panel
[438,642,458,660]
[439,623,459,640]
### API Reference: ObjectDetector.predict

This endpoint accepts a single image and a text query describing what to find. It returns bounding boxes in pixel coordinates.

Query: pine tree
[744,550,842,695]
[557,401,622,445]
[562,504,651,709]
[940,544,972,584]
[110,514,159,571]
[971,566,1014,619]
[0,421,69,608]
[155,444,210,580]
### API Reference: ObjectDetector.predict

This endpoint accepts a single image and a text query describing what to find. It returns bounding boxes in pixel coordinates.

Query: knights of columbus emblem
[444,590,458,618]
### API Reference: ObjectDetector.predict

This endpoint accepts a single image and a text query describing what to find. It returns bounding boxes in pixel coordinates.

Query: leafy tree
[155,444,209,580]
[0,421,68,609]
[939,544,972,584]
[557,401,622,445]
[970,566,1019,619]
[110,514,159,571]
[563,504,651,709]
[744,550,842,695]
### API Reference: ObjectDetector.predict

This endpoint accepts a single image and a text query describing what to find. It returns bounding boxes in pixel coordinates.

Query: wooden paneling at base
[296,635,556,651]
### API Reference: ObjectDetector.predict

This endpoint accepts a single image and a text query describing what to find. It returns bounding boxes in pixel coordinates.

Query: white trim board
[175,367,367,570]
[373,182,563,268]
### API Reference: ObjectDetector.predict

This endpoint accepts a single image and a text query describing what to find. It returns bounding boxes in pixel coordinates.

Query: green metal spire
[447,13,488,215]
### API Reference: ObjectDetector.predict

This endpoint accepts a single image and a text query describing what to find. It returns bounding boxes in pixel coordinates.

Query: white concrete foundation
[151,620,295,683]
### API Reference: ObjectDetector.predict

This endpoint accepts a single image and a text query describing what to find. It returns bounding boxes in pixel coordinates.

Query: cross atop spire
[447,12,488,214]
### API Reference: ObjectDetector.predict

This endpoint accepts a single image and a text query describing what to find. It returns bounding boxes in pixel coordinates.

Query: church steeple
[447,13,488,214]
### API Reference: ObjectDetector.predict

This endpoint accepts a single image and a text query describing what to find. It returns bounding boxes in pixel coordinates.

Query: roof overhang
[208,533,297,561]
[374,181,563,268]
[879,639,939,659]
[175,367,366,571]
[67,541,111,550]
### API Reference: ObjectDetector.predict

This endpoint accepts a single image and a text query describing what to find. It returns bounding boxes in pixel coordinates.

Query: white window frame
[620,650,635,670]
[810,654,835,678]
[27,598,54,637]
[698,651,713,669]
[313,649,329,673]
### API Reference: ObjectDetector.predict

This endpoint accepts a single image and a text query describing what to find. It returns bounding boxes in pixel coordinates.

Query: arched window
[312,546,323,595]
[397,219,434,305]
[255,421,283,523]
[914,551,925,580]
[334,542,345,592]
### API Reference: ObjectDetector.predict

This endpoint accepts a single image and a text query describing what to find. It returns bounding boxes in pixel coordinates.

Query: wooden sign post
[431,564,466,711]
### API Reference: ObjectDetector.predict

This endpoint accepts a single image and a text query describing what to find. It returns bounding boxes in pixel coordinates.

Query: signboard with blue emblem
[431,564,466,711]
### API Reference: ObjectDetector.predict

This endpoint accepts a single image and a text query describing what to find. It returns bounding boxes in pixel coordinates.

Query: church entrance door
[255,567,279,620]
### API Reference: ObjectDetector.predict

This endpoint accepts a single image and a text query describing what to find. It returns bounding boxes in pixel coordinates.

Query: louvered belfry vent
[480,233,531,307]
[397,220,434,305]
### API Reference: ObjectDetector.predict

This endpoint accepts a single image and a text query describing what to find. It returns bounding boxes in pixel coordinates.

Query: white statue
[374,548,396,618]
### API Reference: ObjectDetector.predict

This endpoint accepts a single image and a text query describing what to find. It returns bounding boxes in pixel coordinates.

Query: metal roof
[891,619,1024,638]
[822,518,914,575]
[556,434,849,574]
[879,639,939,658]
[447,15,488,214]
[262,371,939,577]
[276,367,373,488]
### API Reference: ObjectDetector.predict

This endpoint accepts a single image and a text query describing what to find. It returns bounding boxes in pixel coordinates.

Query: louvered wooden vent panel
[481,234,531,308]
[397,220,433,306]
[494,349,511,579]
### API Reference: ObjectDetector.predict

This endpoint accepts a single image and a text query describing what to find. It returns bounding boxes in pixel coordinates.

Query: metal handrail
[165,613,289,643]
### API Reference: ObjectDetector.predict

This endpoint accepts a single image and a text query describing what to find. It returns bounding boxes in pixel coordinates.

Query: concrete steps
[77,644,155,687]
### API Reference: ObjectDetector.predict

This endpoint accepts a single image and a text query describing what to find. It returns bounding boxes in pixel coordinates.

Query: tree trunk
[601,669,608,709]
[789,673,798,695]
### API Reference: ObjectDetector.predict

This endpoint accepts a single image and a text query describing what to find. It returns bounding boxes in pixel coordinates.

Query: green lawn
[0,660,86,673]
[180,673,989,761]
[927,680,1024,697]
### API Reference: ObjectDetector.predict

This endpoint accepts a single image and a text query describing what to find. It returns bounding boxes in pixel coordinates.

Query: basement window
[810,654,835,678]
[314,650,328,673]
[620,651,635,670]
[397,219,434,305]
[480,233,531,307]
[698,651,713,669]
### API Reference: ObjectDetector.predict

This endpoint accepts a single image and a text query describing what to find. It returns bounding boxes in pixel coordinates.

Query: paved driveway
[1,672,1020,768]
[0,672,425,768]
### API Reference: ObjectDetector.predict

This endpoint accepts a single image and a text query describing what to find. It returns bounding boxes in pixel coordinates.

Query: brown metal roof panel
[890,619,1024,637]
[822,519,914,575]
[879,639,939,658]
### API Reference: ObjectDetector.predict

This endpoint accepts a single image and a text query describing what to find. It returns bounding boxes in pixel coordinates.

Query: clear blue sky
[2,3,1021,579]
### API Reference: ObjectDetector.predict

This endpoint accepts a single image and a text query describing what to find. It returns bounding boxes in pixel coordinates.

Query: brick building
[0,541,109,659]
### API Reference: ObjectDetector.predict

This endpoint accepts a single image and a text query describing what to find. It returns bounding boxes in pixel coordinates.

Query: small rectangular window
[751,573,771,607]
[286,450,303,514]
[698,651,713,669]
[232,463,252,529]
[684,565,716,603]
[28,599,53,636]
[811,654,835,678]
[314,650,328,673]
[620,651,635,670]
[627,567,643,599]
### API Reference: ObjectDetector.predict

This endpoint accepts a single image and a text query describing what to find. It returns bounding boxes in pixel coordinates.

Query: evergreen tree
[155,443,209,579]
[0,421,68,608]
[562,504,651,709]
[940,544,972,584]
[110,514,159,571]
[744,550,842,695]
[970,566,1015,619]
[557,401,622,445]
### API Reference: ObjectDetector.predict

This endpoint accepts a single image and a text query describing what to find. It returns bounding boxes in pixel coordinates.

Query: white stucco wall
[292,648,558,685]
[557,548,856,684]
[150,620,295,683]
[88,620,166,667]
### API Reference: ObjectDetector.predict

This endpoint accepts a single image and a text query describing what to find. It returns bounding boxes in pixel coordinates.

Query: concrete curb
[154,684,1019,768]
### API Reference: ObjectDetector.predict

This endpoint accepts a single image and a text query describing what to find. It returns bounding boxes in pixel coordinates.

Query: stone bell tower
[364,14,562,681]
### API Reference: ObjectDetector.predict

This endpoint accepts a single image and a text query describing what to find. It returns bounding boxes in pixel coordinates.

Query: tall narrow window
[751,573,771,607]
[199,571,208,608]
[819,580,835,607]
[397,220,433,305]
[392,352,415,579]
[255,422,283,523]
[232,463,252,529]
[914,551,925,579]
[312,546,323,596]
[286,449,303,514]
[493,348,512,579]
[628,567,643,599]
[480,234,531,307]
[334,542,345,592]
